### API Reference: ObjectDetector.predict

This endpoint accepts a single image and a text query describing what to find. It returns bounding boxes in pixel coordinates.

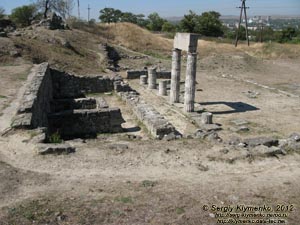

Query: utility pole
[77,0,80,19]
[87,4,91,22]
[235,0,250,47]
[259,21,264,43]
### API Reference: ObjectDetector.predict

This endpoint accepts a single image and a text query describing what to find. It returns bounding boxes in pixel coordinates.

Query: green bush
[10,4,37,27]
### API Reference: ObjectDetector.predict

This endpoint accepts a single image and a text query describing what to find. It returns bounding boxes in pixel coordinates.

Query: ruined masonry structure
[171,33,200,112]
[12,63,125,139]
[159,80,168,96]
[170,48,181,103]
[12,63,178,140]
[184,52,198,112]
[148,67,157,89]
[140,75,147,85]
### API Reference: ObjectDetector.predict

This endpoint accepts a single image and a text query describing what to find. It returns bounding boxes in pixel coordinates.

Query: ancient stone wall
[12,63,125,139]
[51,69,114,99]
[48,108,124,139]
[51,98,97,112]
[12,63,53,128]
[126,70,171,80]
[118,91,177,139]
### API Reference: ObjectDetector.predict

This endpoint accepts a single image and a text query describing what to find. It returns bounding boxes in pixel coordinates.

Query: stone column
[148,67,157,89]
[170,48,182,103]
[201,112,213,124]
[159,80,168,96]
[140,75,147,85]
[184,52,197,112]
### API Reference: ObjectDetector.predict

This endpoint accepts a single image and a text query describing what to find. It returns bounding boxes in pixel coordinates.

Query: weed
[48,132,62,144]
[142,180,157,188]
[175,207,185,215]
[115,196,133,204]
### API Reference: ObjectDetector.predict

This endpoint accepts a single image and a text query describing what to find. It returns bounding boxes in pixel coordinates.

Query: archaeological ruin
[9,33,228,148]
[5,32,299,158]
[11,61,181,144]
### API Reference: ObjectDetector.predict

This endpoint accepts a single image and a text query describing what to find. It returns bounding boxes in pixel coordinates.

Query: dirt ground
[0,27,300,224]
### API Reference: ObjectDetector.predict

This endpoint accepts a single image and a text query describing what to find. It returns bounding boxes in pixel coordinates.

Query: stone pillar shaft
[159,80,168,96]
[170,48,181,103]
[140,75,147,85]
[201,112,213,124]
[148,68,157,89]
[184,52,197,112]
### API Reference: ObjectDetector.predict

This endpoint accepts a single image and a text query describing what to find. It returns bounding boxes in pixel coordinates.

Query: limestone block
[174,33,200,52]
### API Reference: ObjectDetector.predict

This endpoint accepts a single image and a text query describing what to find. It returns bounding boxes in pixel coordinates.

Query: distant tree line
[1,3,299,44]
[99,8,224,37]
[98,7,300,43]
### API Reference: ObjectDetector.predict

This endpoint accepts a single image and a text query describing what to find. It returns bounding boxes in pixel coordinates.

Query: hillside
[1,22,300,75]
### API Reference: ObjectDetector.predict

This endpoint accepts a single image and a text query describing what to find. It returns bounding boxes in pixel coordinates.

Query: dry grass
[11,28,107,74]
[5,23,299,76]
[98,23,173,54]
[198,40,300,60]
[248,42,300,59]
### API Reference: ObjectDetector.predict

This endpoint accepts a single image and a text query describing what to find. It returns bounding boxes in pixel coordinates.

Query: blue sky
[1,0,300,20]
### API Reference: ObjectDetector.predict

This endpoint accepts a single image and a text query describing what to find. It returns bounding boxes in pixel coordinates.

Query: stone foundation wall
[48,108,125,139]
[51,98,97,112]
[126,70,171,80]
[12,63,53,128]
[12,63,125,139]
[51,69,114,99]
[118,91,177,139]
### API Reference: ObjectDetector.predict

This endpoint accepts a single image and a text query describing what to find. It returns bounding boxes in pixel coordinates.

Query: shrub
[10,4,37,27]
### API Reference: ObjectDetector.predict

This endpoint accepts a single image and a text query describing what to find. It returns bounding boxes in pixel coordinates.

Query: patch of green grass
[7,199,55,222]
[0,95,7,98]
[175,207,185,215]
[141,180,157,188]
[48,131,63,144]
[115,196,133,204]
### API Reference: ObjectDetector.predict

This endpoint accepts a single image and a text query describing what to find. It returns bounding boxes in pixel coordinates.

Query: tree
[147,12,166,31]
[136,14,148,27]
[10,5,37,27]
[0,7,5,19]
[162,21,176,32]
[179,10,198,33]
[179,11,224,37]
[99,8,122,23]
[195,11,224,37]
[35,0,74,19]
[56,0,74,19]
[120,12,138,23]
[278,27,297,43]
